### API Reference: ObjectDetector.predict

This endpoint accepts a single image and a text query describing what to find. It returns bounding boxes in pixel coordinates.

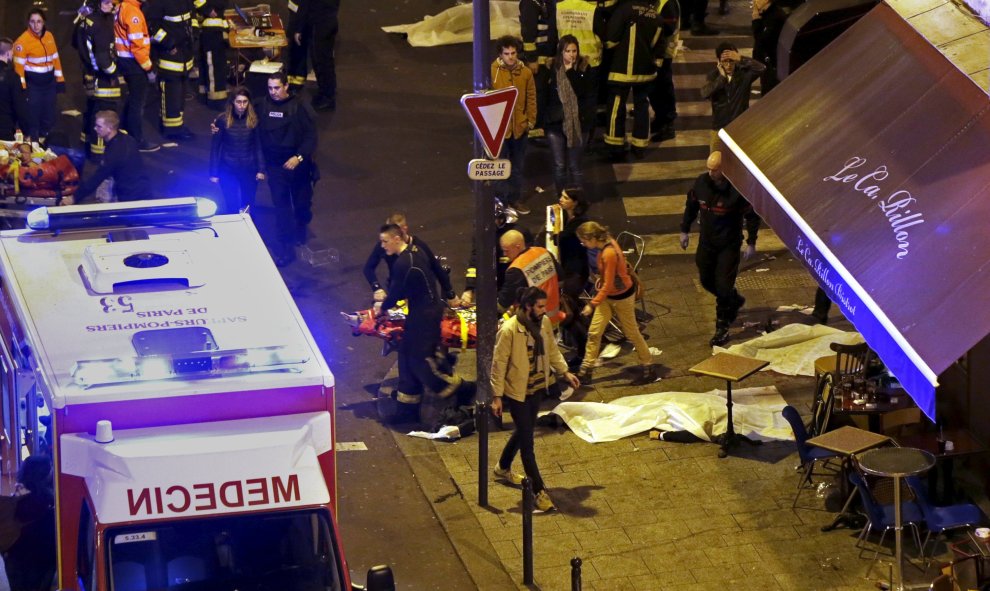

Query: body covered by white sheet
[551,387,793,443]
[382,1,521,47]
[716,323,864,376]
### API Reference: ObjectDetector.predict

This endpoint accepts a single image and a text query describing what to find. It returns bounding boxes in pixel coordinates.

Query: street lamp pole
[472,0,495,507]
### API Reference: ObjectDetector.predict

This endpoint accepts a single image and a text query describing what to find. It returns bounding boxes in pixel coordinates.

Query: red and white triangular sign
[460,87,518,160]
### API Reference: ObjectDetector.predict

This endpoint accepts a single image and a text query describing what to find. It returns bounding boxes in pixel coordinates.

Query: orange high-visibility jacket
[12,29,64,89]
[115,0,153,70]
[509,247,564,323]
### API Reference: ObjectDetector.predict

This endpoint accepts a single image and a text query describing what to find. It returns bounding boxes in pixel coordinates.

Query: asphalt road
[2,0,489,587]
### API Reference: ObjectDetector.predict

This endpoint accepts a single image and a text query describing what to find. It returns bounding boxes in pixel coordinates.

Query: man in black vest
[257,71,318,266]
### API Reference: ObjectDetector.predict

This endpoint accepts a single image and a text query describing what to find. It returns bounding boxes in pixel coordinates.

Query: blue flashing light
[27,198,217,231]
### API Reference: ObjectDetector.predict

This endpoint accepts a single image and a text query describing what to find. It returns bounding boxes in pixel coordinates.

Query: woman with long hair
[540,35,595,194]
[209,87,265,214]
[575,221,658,385]
[12,8,64,143]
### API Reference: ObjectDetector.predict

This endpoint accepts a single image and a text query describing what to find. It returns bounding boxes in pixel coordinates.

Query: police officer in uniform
[378,223,463,423]
[679,151,760,346]
[257,71,317,266]
[287,0,339,111]
[74,0,121,156]
[145,0,196,140]
[194,0,228,110]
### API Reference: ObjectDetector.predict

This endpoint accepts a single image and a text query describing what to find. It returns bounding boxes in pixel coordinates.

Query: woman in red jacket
[575,221,658,385]
[12,9,64,142]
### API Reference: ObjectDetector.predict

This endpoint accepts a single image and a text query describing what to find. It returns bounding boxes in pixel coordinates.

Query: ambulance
[0,199,392,590]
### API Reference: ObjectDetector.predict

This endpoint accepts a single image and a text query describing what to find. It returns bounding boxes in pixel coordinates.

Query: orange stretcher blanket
[342,306,478,350]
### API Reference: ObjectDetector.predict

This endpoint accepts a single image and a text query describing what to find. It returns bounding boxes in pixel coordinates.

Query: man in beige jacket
[491,286,580,513]
[491,35,537,214]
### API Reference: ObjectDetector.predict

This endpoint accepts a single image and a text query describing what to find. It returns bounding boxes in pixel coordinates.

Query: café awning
[719,2,990,419]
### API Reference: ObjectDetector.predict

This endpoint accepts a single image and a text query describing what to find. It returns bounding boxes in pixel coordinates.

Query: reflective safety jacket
[115,0,153,70]
[12,29,64,88]
[145,0,196,73]
[605,0,663,84]
[501,246,564,324]
[194,0,228,35]
[74,10,118,77]
[556,0,605,68]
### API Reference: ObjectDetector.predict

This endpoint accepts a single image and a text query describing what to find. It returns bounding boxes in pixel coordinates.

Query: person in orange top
[576,221,658,385]
[114,0,160,152]
[12,9,64,142]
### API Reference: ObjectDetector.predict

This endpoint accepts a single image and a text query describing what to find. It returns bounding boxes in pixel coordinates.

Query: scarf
[556,67,583,148]
[516,310,545,361]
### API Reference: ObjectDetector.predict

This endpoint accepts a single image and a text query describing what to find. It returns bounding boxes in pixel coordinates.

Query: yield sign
[460,87,518,160]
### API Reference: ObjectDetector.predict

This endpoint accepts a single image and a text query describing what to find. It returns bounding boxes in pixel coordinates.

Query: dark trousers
[286,29,309,89]
[495,135,527,205]
[266,161,314,247]
[545,127,584,193]
[648,58,677,130]
[605,83,650,149]
[198,29,229,106]
[159,74,187,132]
[696,241,743,327]
[310,19,338,100]
[218,163,258,214]
[119,58,149,142]
[84,75,121,155]
[25,80,56,139]
[499,392,545,494]
[813,287,832,322]
[682,0,712,26]
[396,308,449,399]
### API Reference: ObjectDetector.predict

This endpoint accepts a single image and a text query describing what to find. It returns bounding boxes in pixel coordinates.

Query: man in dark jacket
[74,0,121,156]
[378,224,464,423]
[76,110,152,202]
[145,0,197,140]
[1,455,56,591]
[679,151,760,346]
[195,0,229,109]
[0,38,29,140]
[286,0,339,110]
[363,212,455,305]
[701,42,765,152]
[257,72,318,266]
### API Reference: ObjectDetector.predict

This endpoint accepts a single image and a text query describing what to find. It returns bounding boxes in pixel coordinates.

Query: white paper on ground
[382,1,520,47]
[599,342,623,359]
[408,425,461,440]
[552,386,793,443]
[776,304,814,315]
[713,323,864,376]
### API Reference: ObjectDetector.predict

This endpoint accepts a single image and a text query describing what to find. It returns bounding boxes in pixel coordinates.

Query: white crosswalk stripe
[611,31,773,258]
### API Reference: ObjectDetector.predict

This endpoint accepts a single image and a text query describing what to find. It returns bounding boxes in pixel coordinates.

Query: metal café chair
[848,469,924,571]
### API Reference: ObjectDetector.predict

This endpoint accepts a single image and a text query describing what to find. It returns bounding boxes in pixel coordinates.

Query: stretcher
[0,141,79,220]
[341,305,479,353]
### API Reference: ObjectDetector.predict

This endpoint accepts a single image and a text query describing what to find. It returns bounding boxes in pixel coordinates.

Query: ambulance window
[77,502,96,591]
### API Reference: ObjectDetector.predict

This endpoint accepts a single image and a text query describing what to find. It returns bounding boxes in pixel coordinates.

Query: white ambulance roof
[0,214,333,409]
[60,411,332,524]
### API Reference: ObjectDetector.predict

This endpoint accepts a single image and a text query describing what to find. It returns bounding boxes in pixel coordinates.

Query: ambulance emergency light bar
[71,345,309,388]
[27,198,217,231]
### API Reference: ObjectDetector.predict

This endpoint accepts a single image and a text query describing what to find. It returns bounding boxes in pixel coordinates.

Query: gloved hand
[743,244,756,260]
[679,232,690,250]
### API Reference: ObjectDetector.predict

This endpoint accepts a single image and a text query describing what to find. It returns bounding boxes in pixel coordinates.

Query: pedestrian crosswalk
[602,25,789,258]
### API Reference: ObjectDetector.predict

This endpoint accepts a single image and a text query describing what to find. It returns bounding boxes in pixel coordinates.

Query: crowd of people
[0,0,338,265]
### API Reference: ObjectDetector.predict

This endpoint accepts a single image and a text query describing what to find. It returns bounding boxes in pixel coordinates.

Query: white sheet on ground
[713,323,864,376]
[382,1,520,47]
[552,386,793,443]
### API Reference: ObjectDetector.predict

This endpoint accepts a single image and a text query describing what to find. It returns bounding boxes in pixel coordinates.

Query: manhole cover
[694,270,818,291]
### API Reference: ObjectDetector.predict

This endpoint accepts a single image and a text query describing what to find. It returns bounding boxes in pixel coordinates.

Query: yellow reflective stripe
[607,72,657,83]
[287,75,306,85]
[163,13,191,21]
[201,17,227,27]
[630,136,650,148]
[94,88,121,97]
[395,392,421,404]
[193,0,206,7]
[207,89,228,100]
[153,30,167,42]
[105,62,117,74]
[465,268,477,278]
[457,310,470,349]
[158,59,186,71]
[287,1,298,11]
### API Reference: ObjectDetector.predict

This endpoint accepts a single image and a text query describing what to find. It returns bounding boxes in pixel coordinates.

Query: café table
[857,446,936,591]
[224,6,288,86]
[688,352,769,458]
[807,426,892,531]
[833,387,916,433]
[897,428,988,503]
